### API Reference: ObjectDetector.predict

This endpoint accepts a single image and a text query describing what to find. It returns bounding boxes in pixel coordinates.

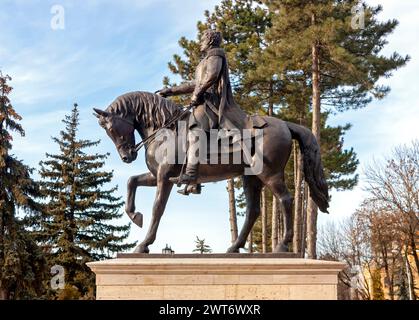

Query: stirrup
[177,184,202,196]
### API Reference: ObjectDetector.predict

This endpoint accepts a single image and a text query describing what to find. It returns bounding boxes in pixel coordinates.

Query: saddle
[207,114,268,155]
[173,115,267,195]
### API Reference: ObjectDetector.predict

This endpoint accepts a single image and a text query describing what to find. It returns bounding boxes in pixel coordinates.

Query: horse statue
[93,91,329,253]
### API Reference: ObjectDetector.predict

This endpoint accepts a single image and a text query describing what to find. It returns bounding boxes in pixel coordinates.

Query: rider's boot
[176,162,198,184]
[174,162,201,195]
[168,126,202,194]
[177,183,202,196]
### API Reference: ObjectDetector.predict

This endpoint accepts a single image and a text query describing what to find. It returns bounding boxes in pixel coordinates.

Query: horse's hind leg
[134,174,173,253]
[227,175,262,253]
[261,173,294,252]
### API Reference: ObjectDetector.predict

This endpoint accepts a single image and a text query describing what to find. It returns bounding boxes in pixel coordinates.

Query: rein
[134,104,193,152]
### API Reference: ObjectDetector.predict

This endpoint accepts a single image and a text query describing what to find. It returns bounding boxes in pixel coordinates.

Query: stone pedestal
[87,255,345,300]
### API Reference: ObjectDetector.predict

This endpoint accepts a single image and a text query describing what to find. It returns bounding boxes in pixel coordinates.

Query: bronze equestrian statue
[93,30,329,254]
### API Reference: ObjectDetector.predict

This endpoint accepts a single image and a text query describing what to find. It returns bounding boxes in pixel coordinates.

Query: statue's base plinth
[87,254,345,300]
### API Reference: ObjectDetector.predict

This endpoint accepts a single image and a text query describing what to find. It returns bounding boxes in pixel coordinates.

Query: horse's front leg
[135,171,173,253]
[125,172,157,228]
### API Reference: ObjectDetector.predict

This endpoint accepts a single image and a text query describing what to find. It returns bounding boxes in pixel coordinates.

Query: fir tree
[35,104,135,298]
[193,236,212,254]
[0,72,46,299]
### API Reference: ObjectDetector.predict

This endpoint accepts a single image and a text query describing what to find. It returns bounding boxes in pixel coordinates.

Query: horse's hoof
[128,212,143,228]
[226,246,240,253]
[133,244,149,253]
[274,243,289,253]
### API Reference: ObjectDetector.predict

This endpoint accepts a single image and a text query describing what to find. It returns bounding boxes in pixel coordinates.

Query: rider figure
[157,29,247,194]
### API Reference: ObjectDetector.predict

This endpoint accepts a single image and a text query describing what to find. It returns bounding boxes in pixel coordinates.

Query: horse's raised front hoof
[128,212,143,228]
[226,246,240,253]
[133,244,149,253]
[274,243,289,253]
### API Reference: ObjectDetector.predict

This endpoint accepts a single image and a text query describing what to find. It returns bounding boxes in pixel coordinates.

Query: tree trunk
[227,178,238,243]
[248,230,253,253]
[306,199,318,258]
[261,188,267,253]
[268,80,274,117]
[268,80,279,251]
[279,202,284,243]
[307,15,321,259]
[404,249,416,300]
[381,244,394,300]
[301,182,309,258]
[293,142,304,254]
[272,196,279,250]
[409,229,419,275]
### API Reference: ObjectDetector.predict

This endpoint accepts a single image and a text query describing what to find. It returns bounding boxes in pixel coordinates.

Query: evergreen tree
[259,0,409,258]
[164,0,361,253]
[193,236,212,254]
[0,72,46,299]
[35,104,135,298]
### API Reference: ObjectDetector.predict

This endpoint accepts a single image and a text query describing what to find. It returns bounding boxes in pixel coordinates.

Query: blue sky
[1,0,418,254]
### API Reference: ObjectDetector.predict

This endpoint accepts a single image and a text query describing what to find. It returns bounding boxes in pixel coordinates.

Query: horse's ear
[93,108,110,118]
[93,108,110,128]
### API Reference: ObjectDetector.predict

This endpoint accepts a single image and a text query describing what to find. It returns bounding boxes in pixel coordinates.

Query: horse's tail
[286,121,329,213]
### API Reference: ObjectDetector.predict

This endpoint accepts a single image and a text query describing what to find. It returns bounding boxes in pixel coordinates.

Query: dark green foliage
[0,72,47,299]
[33,104,135,298]
[320,119,359,191]
[261,0,409,112]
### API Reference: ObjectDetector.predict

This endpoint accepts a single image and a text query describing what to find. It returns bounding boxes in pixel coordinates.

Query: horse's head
[93,108,137,163]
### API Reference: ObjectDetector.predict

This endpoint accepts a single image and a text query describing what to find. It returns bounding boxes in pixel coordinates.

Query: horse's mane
[105,91,183,129]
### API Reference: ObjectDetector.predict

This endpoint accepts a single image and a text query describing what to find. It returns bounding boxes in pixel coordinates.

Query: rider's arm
[191,56,223,105]
[156,81,196,97]
[170,81,196,95]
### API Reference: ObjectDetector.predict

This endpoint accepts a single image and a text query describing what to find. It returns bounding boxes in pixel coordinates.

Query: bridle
[133,104,194,152]
[106,103,194,153]
[108,116,136,153]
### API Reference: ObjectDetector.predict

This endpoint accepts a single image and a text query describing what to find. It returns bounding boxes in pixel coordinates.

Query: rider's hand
[155,87,172,98]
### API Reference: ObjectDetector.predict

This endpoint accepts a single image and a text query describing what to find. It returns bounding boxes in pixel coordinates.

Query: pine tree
[193,236,212,254]
[0,72,46,299]
[35,104,135,298]
[260,0,409,258]
[164,0,367,254]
